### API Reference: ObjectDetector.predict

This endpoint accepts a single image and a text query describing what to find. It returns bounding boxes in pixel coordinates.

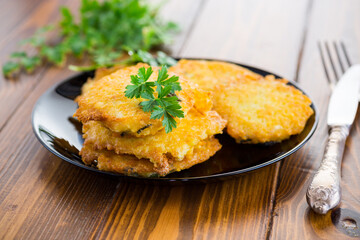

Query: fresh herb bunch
[128,50,178,67]
[3,0,178,78]
[69,50,178,71]
[125,66,184,133]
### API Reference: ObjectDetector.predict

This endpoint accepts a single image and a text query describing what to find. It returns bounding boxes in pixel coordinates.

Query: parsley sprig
[125,66,184,133]
[69,50,178,72]
[2,0,178,78]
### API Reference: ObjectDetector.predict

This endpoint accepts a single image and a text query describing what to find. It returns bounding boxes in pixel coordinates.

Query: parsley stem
[68,60,130,72]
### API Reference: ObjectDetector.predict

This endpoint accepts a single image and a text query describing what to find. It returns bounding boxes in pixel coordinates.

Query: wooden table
[0,0,359,239]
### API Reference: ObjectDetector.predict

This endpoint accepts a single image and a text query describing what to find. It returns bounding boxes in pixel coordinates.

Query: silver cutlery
[306,41,360,214]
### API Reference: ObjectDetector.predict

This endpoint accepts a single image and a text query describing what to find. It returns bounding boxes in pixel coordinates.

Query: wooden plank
[0,0,198,132]
[0,0,79,48]
[181,0,311,80]
[270,0,360,239]
[0,68,120,240]
[0,0,44,35]
[0,0,79,131]
[94,167,279,240]
[152,0,204,56]
[0,0,205,238]
[95,0,312,239]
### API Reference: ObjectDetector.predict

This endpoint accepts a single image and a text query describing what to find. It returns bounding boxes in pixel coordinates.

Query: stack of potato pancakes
[74,60,314,177]
[74,63,227,177]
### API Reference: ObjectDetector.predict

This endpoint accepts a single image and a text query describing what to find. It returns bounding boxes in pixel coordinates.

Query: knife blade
[328,65,360,125]
[306,64,360,214]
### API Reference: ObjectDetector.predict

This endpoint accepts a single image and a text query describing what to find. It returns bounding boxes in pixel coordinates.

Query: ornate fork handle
[306,125,350,214]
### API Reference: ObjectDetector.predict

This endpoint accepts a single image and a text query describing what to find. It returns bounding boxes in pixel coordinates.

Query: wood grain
[0,68,119,239]
[153,0,205,56]
[0,0,198,132]
[94,168,278,240]
[0,0,209,239]
[0,0,79,131]
[270,0,360,239]
[0,0,359,239]
[94,0,313,239]
[181,0,311,80]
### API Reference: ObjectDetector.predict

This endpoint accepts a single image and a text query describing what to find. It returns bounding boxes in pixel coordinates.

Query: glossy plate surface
[32,60,318,183]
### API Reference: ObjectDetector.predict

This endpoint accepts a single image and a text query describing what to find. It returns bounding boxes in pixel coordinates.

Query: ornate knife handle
[306,125,350,214]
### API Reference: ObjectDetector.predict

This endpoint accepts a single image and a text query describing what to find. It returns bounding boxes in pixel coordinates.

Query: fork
[318,41,353,91]
[319,41,360,103]
[306,41,354,214]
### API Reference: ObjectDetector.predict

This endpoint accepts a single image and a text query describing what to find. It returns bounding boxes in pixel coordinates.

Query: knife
[306,64,360,214]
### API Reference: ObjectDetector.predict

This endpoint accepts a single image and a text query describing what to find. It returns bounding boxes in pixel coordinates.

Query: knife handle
[306,125,350,214]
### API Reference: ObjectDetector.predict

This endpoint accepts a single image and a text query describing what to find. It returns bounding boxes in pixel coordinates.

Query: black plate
[32,60,318,183]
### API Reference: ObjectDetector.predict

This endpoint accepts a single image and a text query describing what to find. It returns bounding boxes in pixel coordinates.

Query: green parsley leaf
[136,50,159,66]
[162,112,177,133]
[123,50,177,68]
[139,99,156,112]
[157,51,177,66]
[157,84,172,98]
[125,66,183,133]
[124,84,141,99]
[2,52,42,77]
[40,45,67,66]
[157,66,169,82]
[150,106,166,119]
[21,56,41,72]
[138,66,154,82]
[164,76,181,93]
[161,96,182,108]
[140,91,155,100]
[125,66,155,99]
[2,0,179,78]
[10,52,27,58]
[2,61,20,78]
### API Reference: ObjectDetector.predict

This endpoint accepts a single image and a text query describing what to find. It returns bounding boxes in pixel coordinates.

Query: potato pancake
[82,109,226,175]
[80,65,126,94]
[169,59,262,92]
[214,75,313,143]
[170,60,313,143]
[80,137,221,177]
[74,63,201,137]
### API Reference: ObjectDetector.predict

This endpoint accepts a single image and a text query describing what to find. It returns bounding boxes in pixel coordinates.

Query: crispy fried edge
[215,76,314,143]
[171,60,314,144]
[74,63,205,137]
[81,108,226,175]
[80,137,221,177]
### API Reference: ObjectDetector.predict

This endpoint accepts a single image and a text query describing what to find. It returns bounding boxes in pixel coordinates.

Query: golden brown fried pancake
[81,65,126,94]
[170,60,314,143]
[93,64,125,81]
[169,59,262,92]
[80,137,221,177]
[214,75,313,143]
[82,109,226,175]
[74,63,201,137]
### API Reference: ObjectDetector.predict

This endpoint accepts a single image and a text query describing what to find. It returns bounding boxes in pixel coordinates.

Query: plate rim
[31,59,319,183]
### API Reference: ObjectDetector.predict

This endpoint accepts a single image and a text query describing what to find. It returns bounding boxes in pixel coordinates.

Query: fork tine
[318,41,336,90]
[333,41,345,74]
[324,41,339,81]
[318,42,331,83]
[318,41,355,93]
[340,41,352,67]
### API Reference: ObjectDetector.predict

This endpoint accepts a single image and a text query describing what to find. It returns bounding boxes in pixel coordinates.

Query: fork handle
[306,125,350,214]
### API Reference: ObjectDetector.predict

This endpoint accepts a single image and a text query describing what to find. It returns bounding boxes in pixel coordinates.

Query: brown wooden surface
[0,0,359,239]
